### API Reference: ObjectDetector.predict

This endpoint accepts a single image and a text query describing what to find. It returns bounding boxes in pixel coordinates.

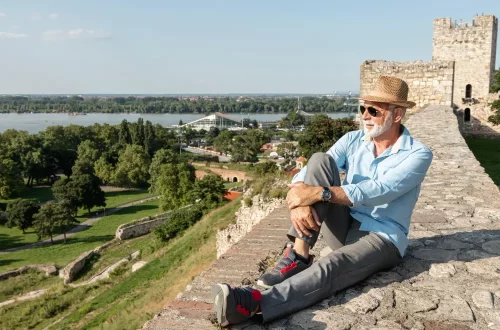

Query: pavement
[143,105,500,330]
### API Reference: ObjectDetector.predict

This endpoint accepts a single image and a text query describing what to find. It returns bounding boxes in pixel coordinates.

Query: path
[0,196,159,254]
[143,105,500,330]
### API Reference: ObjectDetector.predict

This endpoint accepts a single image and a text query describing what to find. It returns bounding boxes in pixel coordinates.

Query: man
[211,76,433,327]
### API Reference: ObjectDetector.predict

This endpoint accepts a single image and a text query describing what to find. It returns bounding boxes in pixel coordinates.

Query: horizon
[1,0,499,94]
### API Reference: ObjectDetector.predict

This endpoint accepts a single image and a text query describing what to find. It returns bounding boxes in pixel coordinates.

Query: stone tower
[432,15,498,105]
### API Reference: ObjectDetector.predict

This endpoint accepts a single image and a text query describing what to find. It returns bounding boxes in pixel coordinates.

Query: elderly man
[211,76,433,327]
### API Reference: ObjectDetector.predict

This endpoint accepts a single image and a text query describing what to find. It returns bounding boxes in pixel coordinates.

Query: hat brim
[359,95,416,109]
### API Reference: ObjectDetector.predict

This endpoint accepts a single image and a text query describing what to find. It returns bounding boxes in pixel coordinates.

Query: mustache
[363,120,375,125]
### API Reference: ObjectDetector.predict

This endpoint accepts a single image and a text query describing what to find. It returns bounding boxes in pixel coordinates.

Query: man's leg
[287,152,352,255]
[259,225,402,323]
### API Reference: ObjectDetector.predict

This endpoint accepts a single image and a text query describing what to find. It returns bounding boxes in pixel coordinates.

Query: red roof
[224,191,242,201]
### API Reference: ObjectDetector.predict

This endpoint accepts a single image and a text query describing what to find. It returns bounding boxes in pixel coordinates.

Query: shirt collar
[361,125,412,154]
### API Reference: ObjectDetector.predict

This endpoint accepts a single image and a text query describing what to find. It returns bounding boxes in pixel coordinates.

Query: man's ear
[393,107,404,123]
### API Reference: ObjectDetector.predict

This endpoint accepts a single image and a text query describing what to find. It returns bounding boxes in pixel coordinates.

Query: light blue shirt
[292,126,433,257]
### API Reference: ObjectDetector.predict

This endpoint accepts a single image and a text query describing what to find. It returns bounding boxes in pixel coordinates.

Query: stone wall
[0,264,57,281]
[360,60,454,108]
[433,15,498,104]
[216,193,285,258]
[457,91,500,134]
[116,214,170,240]
[196,168,252,182]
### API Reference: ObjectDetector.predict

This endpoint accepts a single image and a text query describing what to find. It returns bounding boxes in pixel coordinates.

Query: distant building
[182,112,241,131]
[296,156,307,169]
[258,120,279,129]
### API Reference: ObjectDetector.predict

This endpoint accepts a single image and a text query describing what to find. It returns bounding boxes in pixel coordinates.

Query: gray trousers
[259,153,402,323]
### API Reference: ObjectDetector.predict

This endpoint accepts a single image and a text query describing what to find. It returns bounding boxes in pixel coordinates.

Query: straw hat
[360,76,416,108]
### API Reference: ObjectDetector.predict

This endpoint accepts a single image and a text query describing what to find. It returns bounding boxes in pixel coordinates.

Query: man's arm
[340,148,433,207]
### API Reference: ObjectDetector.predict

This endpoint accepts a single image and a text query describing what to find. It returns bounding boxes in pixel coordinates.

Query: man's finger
[292,221,303,238]
[305,215,319,231]
[297,221,312,237]
[311,207,321,227]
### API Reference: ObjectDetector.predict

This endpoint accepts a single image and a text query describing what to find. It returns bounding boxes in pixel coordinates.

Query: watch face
[322,188,331,201]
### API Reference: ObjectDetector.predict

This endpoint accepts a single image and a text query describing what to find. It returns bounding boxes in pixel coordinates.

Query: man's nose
[361,108,371,120]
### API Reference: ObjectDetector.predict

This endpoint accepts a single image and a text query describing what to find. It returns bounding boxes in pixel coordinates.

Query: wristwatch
[321,186,332,202]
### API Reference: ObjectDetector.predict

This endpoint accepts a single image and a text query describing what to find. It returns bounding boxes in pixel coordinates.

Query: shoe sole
[211,284,230,327]
[256,280,272,289]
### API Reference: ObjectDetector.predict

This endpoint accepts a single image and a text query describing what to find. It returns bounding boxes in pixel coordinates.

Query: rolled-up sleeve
[341,148,433,207]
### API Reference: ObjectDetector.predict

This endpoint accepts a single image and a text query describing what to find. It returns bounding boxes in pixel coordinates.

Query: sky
[0,0,499,94]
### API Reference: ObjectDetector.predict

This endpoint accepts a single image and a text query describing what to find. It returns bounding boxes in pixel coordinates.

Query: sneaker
[211,283,262,327]
[257,247,313,288]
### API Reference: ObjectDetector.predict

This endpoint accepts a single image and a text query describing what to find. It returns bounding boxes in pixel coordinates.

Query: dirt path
[0,196,159,254]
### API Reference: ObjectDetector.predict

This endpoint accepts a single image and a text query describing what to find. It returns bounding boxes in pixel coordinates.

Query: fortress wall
[360,60,455,109]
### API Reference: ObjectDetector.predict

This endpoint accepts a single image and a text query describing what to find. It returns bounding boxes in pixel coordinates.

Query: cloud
[0,32,28,39]
[0,13,7,18]
[49,13,58,20]
[42,29,112,41]
[31,12,42,20]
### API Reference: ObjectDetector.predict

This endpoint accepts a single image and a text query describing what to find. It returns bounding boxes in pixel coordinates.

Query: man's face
[361,101,395,138]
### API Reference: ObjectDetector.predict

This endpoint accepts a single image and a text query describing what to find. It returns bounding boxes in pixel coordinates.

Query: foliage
[156,162,196,211]
[299,114,358,159]
[253,162,279,176]
[53,173,106,216]
[148,148,178,193]
[0,95,349,114]
[5,199,40,233]
[113,144,151,187]
[279,112,306,129]
[33,201,78,243]
[277,142,296,158]
[488,99,500,125]
[244,197,253,207]
[154,206,204,242]
[490,70,500,93]
[0,156,24,198]
[190,175,227,209]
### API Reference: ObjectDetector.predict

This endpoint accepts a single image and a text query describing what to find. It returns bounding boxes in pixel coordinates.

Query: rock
[365,271,403,285]
[437,239,474,250]
[372,320,403,329]
[433,295,474,322]
[466,260,500,278]
[429,263,456,278]
[320,246,333,258]
[483,240,500,255]
[132,261,148,273]
[394,289,439,313]
[130,250,141,260]
[288,307,354,330]
[342,289,380,314]
[458,250,496,262]
[411,248,457,262]
[472,290,494,309]
[59,250,94,284]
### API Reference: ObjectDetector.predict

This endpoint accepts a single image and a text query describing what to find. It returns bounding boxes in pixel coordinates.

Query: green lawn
[0,189,155,251]
[224,181,244,189]
[0,197,242,330]
[0,186,54,204]
[465,136,500,185]
[0,200,160,272]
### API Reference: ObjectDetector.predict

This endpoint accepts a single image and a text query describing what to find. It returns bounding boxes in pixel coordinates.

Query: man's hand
[290,206,321,238]
[286,182,322,210]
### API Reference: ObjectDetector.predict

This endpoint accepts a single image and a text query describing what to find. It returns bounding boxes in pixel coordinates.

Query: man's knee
[308,152,333,170]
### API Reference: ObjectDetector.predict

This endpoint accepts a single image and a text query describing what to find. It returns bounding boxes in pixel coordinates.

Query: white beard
[363,111,393,138]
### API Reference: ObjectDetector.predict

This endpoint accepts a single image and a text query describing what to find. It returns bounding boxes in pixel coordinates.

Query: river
[0,113,352,133]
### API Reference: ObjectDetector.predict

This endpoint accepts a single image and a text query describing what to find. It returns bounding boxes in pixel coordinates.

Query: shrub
[269,188,287,199]
[154,206,204,242]
[244,197,253,207]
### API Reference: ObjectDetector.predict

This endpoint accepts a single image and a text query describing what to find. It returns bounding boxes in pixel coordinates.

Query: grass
[224,181,244,189]
[0,185,54,204]
[0,200,160,273]
[0,270,60,302]
[0,189,155,251]
[465,136,500,185]
[55,197,242,330]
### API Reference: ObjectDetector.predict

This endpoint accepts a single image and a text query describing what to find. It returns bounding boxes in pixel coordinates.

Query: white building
[182,112,242,131]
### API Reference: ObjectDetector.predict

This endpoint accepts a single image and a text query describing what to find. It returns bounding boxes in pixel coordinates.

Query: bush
[269,188,287,199]
[154,206,204,242]
[244,197,253,207]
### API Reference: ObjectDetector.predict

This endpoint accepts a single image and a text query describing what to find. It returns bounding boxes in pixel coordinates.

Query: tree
[299,114,358,159]
[113,144,151,187]
[277,142,296,158]
[279,112,305,129]
[118,119,131,147]
[5,200,40,233]
[94,156,115,185]
[76,140,101,165]
[488,70,500,125]
[148,149,178,193]
[33,202,58,243]
[190,175,227,210]
[213,130,233,155]
[0,156,24,198]
[156,162,195,211]
[53,178,81,215]
[71,174,106,216]
[33,202,78,243]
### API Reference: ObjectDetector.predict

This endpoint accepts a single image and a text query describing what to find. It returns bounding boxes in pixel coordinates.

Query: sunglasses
[359,105,379,117]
